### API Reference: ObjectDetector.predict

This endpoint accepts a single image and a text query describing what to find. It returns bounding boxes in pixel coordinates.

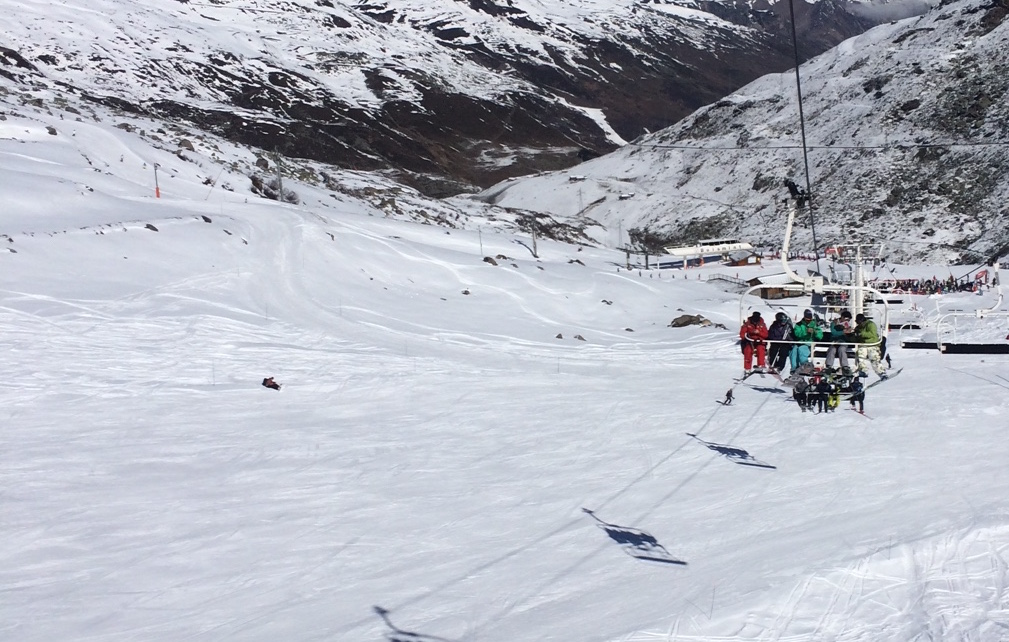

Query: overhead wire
[627,140,1009,151]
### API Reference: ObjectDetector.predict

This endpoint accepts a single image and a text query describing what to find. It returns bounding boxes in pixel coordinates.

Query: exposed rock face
[483,0,1009,264]
[0,0,889,196]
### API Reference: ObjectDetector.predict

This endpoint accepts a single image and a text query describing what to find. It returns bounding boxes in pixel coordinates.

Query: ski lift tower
[739,191,890,327]
[739,196,891,367]
[829,243,886,318]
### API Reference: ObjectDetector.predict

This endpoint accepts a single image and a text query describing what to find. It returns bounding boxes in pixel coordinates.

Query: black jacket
[768,319,793,341]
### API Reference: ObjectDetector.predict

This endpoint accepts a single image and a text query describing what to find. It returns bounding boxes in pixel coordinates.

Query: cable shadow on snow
[373,606,456,642]
[746,384,788,395]
[686,433,777,469]
[342,396,737,637]
[947,366,1009,392]
[582,508,687,565]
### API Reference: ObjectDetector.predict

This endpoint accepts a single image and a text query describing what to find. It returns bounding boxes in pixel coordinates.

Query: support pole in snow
[154,163,161,198]
[853,244,865,316]
[531,219,538,258]
[779,200,807,286]
[274,152,284,202]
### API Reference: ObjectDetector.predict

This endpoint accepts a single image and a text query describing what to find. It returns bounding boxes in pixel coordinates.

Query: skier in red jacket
[739,311,769,374]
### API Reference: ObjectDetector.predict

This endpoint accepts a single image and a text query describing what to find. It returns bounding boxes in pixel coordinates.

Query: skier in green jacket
[850,313,887,380]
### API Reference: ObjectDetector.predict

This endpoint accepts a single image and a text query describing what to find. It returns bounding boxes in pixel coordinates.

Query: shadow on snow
[582,508,687,566]
[373,606,456,642]
[686,433,777,469]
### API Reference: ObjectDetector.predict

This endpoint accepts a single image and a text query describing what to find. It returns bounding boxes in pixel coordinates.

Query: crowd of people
[872,272,994,295]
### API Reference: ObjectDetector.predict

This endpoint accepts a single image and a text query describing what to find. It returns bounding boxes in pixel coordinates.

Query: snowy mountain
[482,0,1009,263]
[3,47,1009,641]
[0,0,900,195]
[3,0,1003,264]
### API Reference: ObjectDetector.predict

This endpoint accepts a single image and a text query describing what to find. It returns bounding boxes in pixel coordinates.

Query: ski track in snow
[616,526,1009,641]
[4,90,1009,641]
[4,251,1009,641]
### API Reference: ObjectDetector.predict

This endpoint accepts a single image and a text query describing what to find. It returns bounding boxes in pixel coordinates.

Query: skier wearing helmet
[739,311,769,374]
[766,311,793,373]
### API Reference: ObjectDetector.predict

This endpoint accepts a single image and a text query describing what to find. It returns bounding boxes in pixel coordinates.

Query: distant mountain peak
[0,0,897,195]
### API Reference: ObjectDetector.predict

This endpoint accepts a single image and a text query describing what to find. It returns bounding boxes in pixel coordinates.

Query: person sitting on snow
[262,377,281,390]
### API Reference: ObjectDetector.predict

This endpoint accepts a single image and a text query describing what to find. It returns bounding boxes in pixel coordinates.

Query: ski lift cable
[627,140,1009,152]
[787,0,820,277]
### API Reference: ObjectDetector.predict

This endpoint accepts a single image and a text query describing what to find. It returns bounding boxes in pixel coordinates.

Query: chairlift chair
[738,199,890,369]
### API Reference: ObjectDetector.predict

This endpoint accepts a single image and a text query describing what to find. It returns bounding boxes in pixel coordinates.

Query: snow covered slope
[4,56,1009,642]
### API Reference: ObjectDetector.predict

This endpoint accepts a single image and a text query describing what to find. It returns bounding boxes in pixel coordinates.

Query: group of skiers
[739,308,888,380]
[791,371,866,414]
[726,364,869,413]
[737,307,892,415]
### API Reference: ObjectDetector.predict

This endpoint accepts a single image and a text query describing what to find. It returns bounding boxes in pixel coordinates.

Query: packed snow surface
[3,107,1009,642]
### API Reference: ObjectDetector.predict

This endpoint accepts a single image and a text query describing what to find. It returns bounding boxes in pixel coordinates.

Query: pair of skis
[734,368,783,384]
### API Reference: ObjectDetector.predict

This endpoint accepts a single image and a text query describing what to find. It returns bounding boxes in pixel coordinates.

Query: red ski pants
[743,342,766,370]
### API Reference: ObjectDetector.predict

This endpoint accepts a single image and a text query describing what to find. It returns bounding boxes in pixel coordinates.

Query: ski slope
[3,110,1009,642]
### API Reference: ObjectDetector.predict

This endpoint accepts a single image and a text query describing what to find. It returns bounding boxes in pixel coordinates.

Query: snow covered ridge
[483,0,1009,263]
[0,0,892,194]
[0,92,591,248]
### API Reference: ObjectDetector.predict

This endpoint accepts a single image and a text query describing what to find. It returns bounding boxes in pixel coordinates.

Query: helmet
[803,309,813,319]
[775,312,788,322]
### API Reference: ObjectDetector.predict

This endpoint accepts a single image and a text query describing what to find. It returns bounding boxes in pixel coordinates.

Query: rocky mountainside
[0,0,896,196]
[481,0,1009,263]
